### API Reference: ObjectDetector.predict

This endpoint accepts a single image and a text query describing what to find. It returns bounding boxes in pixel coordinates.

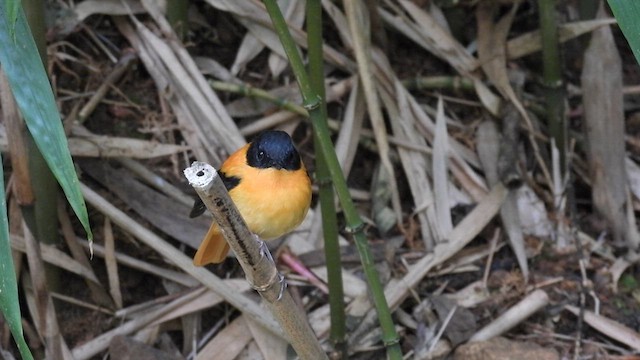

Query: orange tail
[193,223,231,266]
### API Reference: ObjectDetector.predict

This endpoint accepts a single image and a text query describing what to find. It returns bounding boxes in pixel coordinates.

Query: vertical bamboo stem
[306,0,347,357]
[538,0,566,172]
[262,1,402,358]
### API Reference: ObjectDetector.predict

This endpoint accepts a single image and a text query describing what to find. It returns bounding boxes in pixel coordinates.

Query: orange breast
[229,165,312,239]
[192,145,312,266]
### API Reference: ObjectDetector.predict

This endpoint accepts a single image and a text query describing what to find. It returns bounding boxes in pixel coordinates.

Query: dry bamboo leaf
[371,163,397,235]
[22,281,74,360]
[0,71,33,205]
[67,135,187,158]
[447,280,491,308]
[516,186,553,238]
[582,6,640,249]
[237,341,262,360]
[387,184,508,309]
[506,18,616,61]
[231,31,266,76]
[58,201,114,308]
[150,281,249,326]
[499,194,529,281]
[433,97,453,237]
[22,224,67,359]
[308,303,331,337]
[398,85,487,199]
[381,81,439,248]
[74,0,146,22]
[194,56,240,83]
[344,185,508,343]
[135,22,242,154]
[82,241,199,287]
[396,0,478,71]
[71,288,204,359]
[476,121,500,185]
[626,157,640,201]
[379,3,501,115]
[345,0,403,227]
[104,218,123,309]
[239,110,301,136]
[81,184,284,338]
[333,78,365,176]
[268,0,305,77]
[566,305,640,351]
[113,18,213,163]
[203,0,355,72]
[117,158,194,207]
[141,0,245,150]
[196,317,253,360]
[10,234,99,284]
[609,257,633,294]
[80,160,208,249]
[246,316,288,360]
[477,2,552,190]
[476,121,529,280]
[313,267,367,300]
[321,0,353,49]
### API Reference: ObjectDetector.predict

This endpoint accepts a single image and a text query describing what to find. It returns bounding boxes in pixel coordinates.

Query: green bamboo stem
[23,0,60,291]
[209,80,308,115]
[306,0,347,357]
[166,0,189,40]
[402,75,475,92]
[261,1,402,358]
[538,0,566,173]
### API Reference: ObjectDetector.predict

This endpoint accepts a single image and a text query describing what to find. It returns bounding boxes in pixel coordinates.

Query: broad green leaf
[0,154,34,360]
[0,5,93,241]
[608,0,640,65]
[4,0,18,33]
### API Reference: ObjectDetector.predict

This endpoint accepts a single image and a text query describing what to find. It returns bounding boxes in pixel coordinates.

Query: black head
[246,130,302,170]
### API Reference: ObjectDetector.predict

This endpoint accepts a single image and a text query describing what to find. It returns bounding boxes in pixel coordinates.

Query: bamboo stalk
[261,1,402,358]
[306,0,347,357]
[538,0,567,172]
[184,162,327,360]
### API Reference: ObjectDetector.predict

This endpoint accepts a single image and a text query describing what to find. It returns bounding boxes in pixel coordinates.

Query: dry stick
[71,287,206,360]
[470,289,549,342]
[184,162,327,360]
[22,223,65,360]
[117,157,194,208]
[76,51,137,124]
[77,239,198,287]
[79,183,283,337]
[103,218,123,309]
[58,200,114,308]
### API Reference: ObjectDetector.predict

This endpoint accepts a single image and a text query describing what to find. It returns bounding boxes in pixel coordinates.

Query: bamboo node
[344,222,365,234]
[302,95,322,111]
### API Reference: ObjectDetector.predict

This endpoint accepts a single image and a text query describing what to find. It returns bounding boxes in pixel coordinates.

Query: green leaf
[0,4,93,241]
[608,0,640,65]
[0,154,34,360]
[4,0,19,34]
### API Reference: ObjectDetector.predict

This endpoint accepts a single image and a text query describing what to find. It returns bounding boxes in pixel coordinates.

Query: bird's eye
[257,151,265,161]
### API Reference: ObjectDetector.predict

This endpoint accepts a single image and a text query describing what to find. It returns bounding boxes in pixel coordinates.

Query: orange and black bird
[190,130,312,266]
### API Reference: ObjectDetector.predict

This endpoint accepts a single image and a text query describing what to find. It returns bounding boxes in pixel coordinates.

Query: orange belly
[193,166,311,266]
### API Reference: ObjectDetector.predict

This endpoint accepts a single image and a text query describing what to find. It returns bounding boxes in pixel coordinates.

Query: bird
[190,130,312,266]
